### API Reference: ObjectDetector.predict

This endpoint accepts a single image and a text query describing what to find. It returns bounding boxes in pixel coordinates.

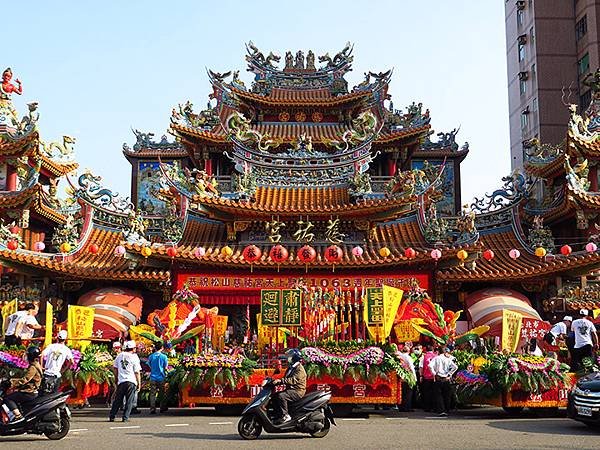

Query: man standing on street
[109,340,141,422]
[41,330,74,393]
[148,341,169,414]
[429,347,457,417]
[4,303,42,347]
[571,309,598,371]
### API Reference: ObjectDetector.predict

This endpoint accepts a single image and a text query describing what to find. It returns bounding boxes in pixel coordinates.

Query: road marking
[341,418,367,421]
[385,417,405,420]
[70,428,89,432]
[165,423,189,427]
[209,421,233,425]
[110,425,141,430]
[425,416,448,419]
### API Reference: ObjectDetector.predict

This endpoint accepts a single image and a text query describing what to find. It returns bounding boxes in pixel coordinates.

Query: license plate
[577,406,593,417]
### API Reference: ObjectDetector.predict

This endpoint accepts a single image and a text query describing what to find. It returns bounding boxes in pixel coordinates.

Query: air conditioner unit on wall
[522,106,530,115]
[518,34,527,45]
[516,0,526,10]
[518,71,529,81]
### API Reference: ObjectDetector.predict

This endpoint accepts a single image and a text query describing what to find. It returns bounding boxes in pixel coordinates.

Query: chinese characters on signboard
[520,318,551,341]
[366,287,384,326]
[260,289,302,326]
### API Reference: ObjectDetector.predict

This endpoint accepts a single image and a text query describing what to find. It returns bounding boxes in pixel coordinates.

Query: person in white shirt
[41,330,74,394]
[429,347,458,416]
[397,345,417,412]
[544,315,572,346]
[571,309,599,371]
[109,340,141,422]
[4,303,42,347]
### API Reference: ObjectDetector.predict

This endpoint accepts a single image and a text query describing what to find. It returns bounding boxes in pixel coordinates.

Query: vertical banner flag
[211,315,228,349]
[260,290,281,325]
[67,305,95,350]
[44,301,53,348]
[256,313,286,349]
[501,309,523,352]
[1,299,17,335]
[382,285,403,339]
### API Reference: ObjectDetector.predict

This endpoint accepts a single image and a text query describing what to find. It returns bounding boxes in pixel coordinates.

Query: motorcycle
[0,379,72,440]
[238,377,336,440]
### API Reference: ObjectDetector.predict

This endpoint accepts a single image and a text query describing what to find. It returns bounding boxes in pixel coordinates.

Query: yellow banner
[67,305,95,350]
[257,313,286,351]
[44,302,53,348]
[501,309,523,353]
[593,309,600,319]
[211,315,228,350]
[394,319,421,342]
[1,299,17,336]
[364,286,403,343]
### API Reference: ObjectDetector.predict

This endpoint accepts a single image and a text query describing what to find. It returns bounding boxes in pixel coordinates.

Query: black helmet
[26,346,41,362]
[285,348,302,364]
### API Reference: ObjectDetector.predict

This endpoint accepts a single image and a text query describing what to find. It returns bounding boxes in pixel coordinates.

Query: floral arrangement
[168,353,257,389]
[172,283,199,304]
[0,350,28,369]
[453,369,494,404]
[62,344,114,387]
[302,346,385,370]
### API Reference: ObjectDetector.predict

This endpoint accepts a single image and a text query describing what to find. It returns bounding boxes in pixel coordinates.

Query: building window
[530,27,535,47]
[521,110,529,129]
[531,63,536,78]
[517,9,525,27]
[518,44,526,61]
[532,97,538,111]
[576,15,588,41]
[578,53,590,75]
[580,90,592,110]
[519,78,527,95]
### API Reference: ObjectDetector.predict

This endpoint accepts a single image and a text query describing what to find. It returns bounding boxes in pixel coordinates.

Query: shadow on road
[125,431,308,441]
[487,418,600,436]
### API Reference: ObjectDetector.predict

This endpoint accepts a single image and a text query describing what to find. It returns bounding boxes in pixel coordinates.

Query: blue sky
[7,1,509,203]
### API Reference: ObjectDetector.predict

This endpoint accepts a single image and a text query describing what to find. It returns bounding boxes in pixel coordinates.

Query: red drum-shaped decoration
[243,245,262,263]
[404,247,416,259]
[324,245,343,263]
[560,245,572,256]
[7,240,18,251]
[482,249,495,261]
[297,245,316,263]
[89,244,99,255]
[166,246,178,258]
[269,245,289,263]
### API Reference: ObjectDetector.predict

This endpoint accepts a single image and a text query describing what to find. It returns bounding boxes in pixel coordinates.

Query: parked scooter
[238,377,336,440]
[0,380,71,440]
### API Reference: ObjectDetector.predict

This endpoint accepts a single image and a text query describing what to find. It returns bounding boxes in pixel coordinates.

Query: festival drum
[78,287,143,339]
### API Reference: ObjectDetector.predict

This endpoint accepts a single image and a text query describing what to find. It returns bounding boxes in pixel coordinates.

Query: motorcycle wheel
[238,414,262,440]
[310,417,330,438]
[44,415,70,440]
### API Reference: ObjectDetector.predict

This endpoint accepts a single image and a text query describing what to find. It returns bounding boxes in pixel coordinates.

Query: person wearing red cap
[41,329,74,394]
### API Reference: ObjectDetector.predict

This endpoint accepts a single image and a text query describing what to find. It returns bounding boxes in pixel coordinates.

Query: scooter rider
[3,346,43,422]
[272,348,306,424]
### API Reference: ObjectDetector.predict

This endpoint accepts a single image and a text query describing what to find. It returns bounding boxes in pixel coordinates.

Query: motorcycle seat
[20,391,66,409]
[290,390,328,411]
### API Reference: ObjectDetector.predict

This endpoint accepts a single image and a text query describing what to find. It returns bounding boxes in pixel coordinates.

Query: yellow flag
[1,299,17,335]
[211,315,228,350]
[593,309,600,320]
[383,285,403,339]
[501,309,523,353]
[257,313,285,350]
[44,302,53,348]
[363,286,403,343]
[67,305,95,350]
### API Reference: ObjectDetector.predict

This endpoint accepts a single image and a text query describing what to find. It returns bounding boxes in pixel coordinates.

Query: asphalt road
[2,407,600,450]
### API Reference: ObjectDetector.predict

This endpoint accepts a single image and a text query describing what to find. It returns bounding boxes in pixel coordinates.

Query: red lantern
[482,249,495,261]
[297,245,316,263]
[166,246,178,258]
[269,245,288,263]
[6,240,18,251]
[243,245,261,263]
[9,226,20,235]
[89,244,99,255]
[404,247,416,259]
[324,245,343,263]
[560,245,572,256]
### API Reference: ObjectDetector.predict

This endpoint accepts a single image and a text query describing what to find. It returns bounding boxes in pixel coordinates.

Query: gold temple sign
[365,287,384,326]
[281,289,302,326]
[265,219,285,243]
[325,218,345,244]
[260,289,281,325]
[293,220,315,243]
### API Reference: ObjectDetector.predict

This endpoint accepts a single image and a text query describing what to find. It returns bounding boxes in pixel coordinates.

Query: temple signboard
[260,290,281,325]
[259,289,302,326]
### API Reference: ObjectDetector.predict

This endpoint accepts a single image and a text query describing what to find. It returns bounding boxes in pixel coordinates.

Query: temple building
[1,45,600,340]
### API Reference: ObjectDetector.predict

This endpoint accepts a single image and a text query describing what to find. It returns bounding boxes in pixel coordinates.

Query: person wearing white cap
[41,329,74,394]
[570,309,599,371]
[544,316,573,347]
[109,340,141,422]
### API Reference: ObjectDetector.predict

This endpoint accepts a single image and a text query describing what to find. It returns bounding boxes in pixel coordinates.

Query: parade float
[4,43,600,414]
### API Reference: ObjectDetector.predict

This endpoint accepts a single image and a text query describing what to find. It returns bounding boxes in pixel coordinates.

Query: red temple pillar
[387,158,397,176]
[6,165,17,191]
[591,166,598,192]
[204,158,212,176]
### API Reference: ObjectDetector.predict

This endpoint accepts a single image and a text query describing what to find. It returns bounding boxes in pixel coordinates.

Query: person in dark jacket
[4,346,43,421]
[272,348,306,424]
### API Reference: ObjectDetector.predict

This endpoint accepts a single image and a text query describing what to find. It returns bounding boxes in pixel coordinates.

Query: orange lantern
[457,249,468,261]
[534,247,547,258]
[379,247,391,257]
[221,246,234,257]
[60,242,72,253]
[141,246,152,258]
